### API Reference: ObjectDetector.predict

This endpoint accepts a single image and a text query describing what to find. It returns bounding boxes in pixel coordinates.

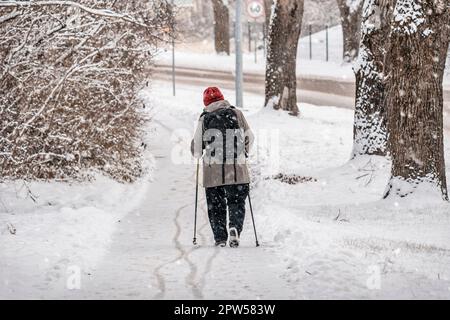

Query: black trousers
[205,184,250,242]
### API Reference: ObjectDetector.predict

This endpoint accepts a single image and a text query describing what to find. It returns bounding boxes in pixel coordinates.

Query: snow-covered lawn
[157,26,351,82]
[250,109,450,299]
[0,121,155,299]
[1,80,450,299]
[150,81,450,299]
[0,176,152,299]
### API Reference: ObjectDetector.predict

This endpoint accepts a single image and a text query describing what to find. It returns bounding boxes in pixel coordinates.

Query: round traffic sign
[246,0,264,19]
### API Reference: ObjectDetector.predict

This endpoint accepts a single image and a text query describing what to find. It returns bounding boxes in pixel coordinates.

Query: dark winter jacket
[191,100,254,188]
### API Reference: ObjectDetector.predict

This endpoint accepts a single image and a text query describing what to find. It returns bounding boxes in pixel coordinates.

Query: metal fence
[241,23,343,63]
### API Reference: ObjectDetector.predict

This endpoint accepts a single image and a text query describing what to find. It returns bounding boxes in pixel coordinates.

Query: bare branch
[0,1,149,27]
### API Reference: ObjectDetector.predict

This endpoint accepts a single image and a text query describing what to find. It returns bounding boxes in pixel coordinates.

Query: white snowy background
[1,26,450,300]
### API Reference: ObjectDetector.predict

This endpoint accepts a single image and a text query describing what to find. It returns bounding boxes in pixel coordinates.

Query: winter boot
[229,227,239,248]
[215,240,227,247]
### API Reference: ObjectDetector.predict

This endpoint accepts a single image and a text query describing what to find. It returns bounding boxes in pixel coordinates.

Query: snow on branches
[392,0,425,35]
[0,1,173,182]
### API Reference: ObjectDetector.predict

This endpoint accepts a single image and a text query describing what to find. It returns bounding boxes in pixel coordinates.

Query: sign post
[172,11,175,96]
[234,0,264,108]
[246,0,264,19]
[171,0,175,96]
[170,1,194,96]
[235,0,243,108]
[246,0,264,64]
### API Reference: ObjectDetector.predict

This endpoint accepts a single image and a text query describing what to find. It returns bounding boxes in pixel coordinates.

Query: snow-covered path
[63,90,294,299]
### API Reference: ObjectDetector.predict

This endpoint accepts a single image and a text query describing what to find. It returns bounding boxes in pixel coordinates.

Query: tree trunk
[263,0,273,35]
[211,0,230,55]
[384,0,449,199]
[352,0,394,157]
[336,0,363,62]
[264,0,304,116]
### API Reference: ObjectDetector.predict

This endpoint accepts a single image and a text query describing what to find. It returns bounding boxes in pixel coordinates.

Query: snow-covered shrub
[0,1,173,182]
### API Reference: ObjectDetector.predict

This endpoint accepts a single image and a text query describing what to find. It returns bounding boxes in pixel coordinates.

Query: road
[153,64,450,123]
[153,64,356,110]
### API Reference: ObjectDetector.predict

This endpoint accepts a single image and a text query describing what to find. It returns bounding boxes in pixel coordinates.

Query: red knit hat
[203,87,224,107]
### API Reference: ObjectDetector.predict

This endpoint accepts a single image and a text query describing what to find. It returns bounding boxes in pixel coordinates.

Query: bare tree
[211,0,230,55]
[384,0,449,199]
[265,0,304,115]
[336,0,363,62]
[352,0,394,157]
[0,0,172,182]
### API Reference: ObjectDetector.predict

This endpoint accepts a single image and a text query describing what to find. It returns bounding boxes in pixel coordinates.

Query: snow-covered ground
[157,27,352,81]
[2,79,450,299]
[0,176,152,299]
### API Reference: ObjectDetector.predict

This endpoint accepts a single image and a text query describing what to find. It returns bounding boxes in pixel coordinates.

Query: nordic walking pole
[248,191,260,247]
[193,158,200,245]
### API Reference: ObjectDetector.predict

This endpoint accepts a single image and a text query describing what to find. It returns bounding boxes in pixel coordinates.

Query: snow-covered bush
[0,0,173,182]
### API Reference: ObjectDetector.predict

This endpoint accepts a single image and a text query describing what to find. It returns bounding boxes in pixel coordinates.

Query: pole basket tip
[256,242,260,247]
[193,238,197,245]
